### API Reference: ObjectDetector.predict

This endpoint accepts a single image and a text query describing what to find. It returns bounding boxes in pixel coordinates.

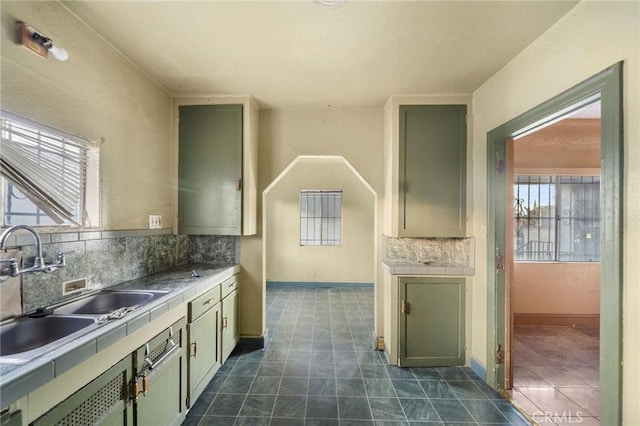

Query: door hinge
[496,150,505,175]
[496,344,505,365]
[401,300,410,314]
[495,248,505,271]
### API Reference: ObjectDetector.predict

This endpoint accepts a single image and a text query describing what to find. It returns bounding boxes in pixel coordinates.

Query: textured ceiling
[63,1,579,108]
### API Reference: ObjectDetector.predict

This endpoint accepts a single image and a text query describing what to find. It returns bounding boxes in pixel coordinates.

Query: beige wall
[514,263,600,315]
[265,157,375,284]
[0,1,172,230]
[472,2,639,423]
[239,107,385,338]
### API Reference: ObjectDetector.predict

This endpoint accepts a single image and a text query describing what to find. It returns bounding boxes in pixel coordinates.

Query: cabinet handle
[203,297,216,305]
[401,301,410,314]
[133,380,139,402]
[222,316,228,329]
[228,281,236,289]
[235,179,242,191]
[142,373,148,396]
[192,341,198,358]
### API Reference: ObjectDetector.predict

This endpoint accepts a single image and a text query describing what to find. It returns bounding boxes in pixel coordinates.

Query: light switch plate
[148,214,162,229]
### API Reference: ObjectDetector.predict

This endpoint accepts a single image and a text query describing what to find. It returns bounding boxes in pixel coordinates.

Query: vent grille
[50,372,125,425]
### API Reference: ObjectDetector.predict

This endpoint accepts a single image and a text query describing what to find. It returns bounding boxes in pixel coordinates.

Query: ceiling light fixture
[16,21,68,61]
[313,0,348,9]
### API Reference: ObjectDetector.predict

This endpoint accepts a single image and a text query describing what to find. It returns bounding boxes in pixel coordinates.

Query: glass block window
[514,175,600,262]
[300,190,342,246]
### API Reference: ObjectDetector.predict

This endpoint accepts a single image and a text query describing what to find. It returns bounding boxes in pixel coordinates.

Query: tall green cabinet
[399,105,467,237]
[398,277,465,367]
[178,104,243,235]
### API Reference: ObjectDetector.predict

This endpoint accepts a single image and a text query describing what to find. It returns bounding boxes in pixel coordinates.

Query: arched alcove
[262,155,378,335]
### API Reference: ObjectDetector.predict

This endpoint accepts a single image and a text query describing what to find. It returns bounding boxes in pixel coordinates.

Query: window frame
[0,110,100,229]
[299,189,343,247]
[514,174,600,263]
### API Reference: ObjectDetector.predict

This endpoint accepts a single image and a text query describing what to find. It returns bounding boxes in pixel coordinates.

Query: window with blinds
[300,190,342,246]
[514,175,600,262]
[0,111,99,227]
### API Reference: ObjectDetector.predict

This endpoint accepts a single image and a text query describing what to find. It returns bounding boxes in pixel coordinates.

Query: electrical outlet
[148,214,162,229]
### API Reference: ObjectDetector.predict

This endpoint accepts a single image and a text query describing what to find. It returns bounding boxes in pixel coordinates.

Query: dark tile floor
[510,325,600,425]
[183,286,530,425]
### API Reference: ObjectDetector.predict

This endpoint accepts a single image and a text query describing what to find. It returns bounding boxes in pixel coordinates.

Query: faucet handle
[56,250,75,262]
[43,250,75,273]
[0,258,20,277]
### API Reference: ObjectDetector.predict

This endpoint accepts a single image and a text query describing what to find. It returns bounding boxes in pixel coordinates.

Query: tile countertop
[0,263,239,408]
[381,261,474,276]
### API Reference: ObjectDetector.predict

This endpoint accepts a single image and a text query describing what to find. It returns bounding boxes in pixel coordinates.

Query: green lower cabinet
[0,410,22,426]
[187,301,221,407]
[221,289,239,363]
[31,356,134,426]
[399,277,465,367]
[133,317,187,426]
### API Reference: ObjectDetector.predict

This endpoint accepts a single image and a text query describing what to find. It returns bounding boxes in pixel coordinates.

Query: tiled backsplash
[383,236,475,267]
[2,229,238,313]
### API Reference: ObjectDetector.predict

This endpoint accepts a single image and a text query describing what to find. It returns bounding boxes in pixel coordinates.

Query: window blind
[0,111,93,225]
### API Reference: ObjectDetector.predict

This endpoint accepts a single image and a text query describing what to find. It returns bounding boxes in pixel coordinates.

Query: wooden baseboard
[514,313,599,326]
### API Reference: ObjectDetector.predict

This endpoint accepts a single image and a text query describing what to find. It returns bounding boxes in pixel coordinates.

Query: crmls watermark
[532,411,585,424]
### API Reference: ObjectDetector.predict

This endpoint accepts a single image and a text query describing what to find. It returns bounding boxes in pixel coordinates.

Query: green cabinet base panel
[399,277,465,367]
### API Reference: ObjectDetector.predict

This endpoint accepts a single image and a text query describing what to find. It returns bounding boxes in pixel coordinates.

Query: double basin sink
[0,289,169,361]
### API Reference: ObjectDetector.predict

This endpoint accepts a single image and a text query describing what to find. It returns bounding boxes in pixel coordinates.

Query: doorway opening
[508,100,602,424]
[485,63,622,426]
[262,155,379,340]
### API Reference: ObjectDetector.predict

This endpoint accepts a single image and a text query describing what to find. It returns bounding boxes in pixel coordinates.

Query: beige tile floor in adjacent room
[510,325,600,425]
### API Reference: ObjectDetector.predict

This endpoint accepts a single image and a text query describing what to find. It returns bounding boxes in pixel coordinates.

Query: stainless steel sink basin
[0,315,96,356]
[54,290,169,315]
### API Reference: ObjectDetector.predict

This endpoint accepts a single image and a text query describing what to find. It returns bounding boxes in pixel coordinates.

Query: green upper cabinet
[400,105,467,237]
[383,98,469,237]
[177,98,259,236]
[179,104,242,235]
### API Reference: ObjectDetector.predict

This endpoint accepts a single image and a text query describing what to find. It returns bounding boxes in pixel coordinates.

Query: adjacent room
[508,101,602,423]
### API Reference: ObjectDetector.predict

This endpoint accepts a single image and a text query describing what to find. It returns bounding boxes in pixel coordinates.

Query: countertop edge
[0,263,239,408]
[381,261,474,276]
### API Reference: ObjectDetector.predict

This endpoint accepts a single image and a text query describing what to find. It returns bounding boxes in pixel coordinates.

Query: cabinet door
[399,105,467,237]
[221,289,239,363]
[399,277,465,367]
[134,318,186,426]
[178,104,243,235]
[32,356,134,426]
[188,303,221,406]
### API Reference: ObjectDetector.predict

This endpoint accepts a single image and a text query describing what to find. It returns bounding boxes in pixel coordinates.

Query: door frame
[485,62,623,425]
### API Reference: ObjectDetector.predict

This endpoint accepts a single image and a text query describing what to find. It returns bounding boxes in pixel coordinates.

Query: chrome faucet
[0,225,71,278]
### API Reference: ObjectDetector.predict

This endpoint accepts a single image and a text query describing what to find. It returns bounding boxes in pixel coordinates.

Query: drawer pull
[144,327,179,370]
[228,282,236,289]
[192,341,198,358]
[203,297,216,305]
[222,316,228,329]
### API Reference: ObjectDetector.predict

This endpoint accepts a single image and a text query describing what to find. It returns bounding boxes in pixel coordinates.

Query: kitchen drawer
[189,285,221,321]
[221,276,238,299]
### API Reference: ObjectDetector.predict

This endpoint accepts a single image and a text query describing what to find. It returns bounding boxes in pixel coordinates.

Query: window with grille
[1,111,100,227]
[300,190,342,246]
[514,175,600,262]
